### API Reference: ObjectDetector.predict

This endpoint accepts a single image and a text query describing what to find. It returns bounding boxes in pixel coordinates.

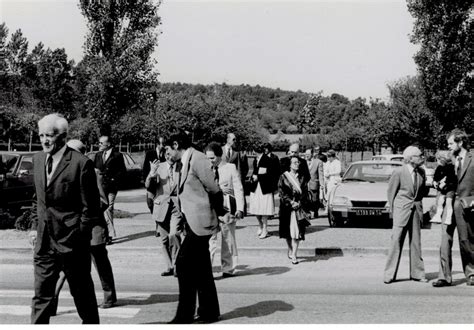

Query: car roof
[349,160,403,165]
[0,151,36,156]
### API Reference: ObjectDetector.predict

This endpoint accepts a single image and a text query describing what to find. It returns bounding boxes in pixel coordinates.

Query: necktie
[103,151,107,163]
[227,148,231,160]
[213,166,219,184]
[457,156,463,178]
[46,155,53,175]
[169,164,174,185]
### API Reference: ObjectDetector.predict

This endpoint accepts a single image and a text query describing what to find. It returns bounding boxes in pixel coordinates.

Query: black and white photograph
[0,0,473,325]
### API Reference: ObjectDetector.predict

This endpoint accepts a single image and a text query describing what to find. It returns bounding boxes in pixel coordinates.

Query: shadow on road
[215,264,291,278]
[112,230,155,244]
[116,194,146,203]
[117,293,178,307]
[220,300,294,322]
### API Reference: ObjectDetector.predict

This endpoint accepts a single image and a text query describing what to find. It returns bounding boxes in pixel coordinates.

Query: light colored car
[371,154,404,162]
[327,160,403,227]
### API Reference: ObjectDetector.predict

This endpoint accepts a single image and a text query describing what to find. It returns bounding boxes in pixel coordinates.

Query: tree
[407,0,473,134]
[79,0,161,135]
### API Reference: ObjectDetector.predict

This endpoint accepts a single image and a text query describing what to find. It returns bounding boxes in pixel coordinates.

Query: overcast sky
[1,0,419,100]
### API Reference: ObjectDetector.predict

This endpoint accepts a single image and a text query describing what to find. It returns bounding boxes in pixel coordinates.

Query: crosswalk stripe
[0,305,140,318]
[0,289,165,300]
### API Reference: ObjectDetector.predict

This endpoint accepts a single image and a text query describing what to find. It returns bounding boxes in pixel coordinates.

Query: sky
[1,0,419,100]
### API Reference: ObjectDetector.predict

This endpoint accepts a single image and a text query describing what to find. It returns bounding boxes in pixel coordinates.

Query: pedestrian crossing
[0,289,160,320]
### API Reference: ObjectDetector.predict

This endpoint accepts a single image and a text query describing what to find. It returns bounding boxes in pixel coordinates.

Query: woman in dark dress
[278,156,311,264]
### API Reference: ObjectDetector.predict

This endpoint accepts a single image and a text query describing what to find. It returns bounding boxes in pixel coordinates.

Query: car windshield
[343,163,401,182]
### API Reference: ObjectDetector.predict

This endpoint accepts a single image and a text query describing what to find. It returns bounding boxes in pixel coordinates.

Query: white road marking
[0,305,140,318]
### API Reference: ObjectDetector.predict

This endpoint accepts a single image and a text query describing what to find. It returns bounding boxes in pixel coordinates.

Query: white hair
[403,146,421,162]
[67,139,86,154]
[38,113,68,134]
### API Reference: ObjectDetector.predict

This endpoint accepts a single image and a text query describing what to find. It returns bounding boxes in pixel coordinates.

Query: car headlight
[332,196,351,206]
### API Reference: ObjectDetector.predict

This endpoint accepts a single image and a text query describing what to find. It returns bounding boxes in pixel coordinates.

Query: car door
[3,155,35,209]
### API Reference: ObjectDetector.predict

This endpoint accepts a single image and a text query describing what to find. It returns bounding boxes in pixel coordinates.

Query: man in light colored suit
[145,146,183,277]
[305,148,324,218]
[205,142,245,278]
[168,133,224,324]
[433,129,474,287]
[222,133,249,194]
[384,146,428,284]
[28,114,100,323]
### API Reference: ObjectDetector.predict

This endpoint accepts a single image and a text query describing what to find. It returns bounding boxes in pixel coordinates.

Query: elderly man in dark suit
[168,132,224,324]
[28,114,101,324]
[384,146,429,284]
[94,135,126,243]
[305,148,324,218]
[433,129,474,287]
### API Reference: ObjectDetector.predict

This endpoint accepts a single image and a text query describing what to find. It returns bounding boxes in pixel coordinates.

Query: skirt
[249,183,274,216]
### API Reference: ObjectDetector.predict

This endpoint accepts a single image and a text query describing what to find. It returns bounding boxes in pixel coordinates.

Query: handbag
[459,196,474,211]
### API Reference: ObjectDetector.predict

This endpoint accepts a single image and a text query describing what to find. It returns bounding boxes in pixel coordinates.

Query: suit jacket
[250,154,278,195]
[387,164,428,227]
[90,172,109,246]
[179,148,222,236]
[94,148,126,193]
[268,153,281,191]
[148,161,181,223]
[456,151,474,198]
[217,162,245,213]
[280,156,310,183]
[31,147,101,254]
[222,146,249,183]
[308,158,324,191]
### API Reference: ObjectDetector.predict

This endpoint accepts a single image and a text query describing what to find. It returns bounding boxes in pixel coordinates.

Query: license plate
[355,209,383,216]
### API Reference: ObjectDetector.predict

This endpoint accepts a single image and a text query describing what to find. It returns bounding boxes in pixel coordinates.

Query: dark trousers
[91,244,117,304]
[31,247,99,324]
[174,227,220,322]
[438,199,474,282]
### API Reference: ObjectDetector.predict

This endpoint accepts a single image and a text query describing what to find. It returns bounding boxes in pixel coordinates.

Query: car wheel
[328,209,343,227]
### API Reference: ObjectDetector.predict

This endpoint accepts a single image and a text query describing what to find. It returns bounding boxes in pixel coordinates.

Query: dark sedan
[0,151,36,215]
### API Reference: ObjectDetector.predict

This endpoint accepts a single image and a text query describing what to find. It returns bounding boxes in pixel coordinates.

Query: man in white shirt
[206,142,245,278]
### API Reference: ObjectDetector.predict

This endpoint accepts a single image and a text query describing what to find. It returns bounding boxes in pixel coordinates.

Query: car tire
[328,209,343,227]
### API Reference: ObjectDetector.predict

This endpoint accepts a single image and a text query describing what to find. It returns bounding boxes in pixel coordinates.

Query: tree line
[0,0,471,152]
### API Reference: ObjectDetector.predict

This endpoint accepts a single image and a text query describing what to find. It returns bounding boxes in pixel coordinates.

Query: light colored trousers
[104,192,117,238]
[209,214,238,274]
[384,208,425,282]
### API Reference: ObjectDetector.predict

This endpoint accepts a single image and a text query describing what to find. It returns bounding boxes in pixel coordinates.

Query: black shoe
[432,279,451,287]
[193,315,220,324]
[222,272,235,278]
[168,317,193,324]
[98,301,116,309]
[411,277,428,283]
[466,276,474,286]
[161,269,174,277]
[384,279,395,284]
[50,297,58,316]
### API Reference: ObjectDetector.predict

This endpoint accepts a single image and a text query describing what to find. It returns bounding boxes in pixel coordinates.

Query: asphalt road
[1,188,472,324]
[0,251,472,324]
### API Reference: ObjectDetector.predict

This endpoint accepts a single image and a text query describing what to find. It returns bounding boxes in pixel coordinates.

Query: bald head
[403,146,424,167]
[67,139,86,154]
[288,143,300,156]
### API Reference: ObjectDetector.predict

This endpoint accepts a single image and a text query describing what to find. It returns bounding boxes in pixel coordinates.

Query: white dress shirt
[46,144,67,185]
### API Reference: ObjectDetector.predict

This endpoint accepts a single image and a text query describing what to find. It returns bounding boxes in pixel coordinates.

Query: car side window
[20,157,33,172]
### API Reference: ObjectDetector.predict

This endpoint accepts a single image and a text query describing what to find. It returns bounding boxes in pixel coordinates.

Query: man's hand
[149,160,159,177]
[235,211,244,219]
[220,183,232,195]
[28,230,37,248]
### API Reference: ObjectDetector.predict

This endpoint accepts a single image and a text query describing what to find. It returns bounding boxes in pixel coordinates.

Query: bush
[0,210,16,229]
[14,209,33,231]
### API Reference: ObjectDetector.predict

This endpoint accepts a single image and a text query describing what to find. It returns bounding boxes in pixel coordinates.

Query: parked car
[371,154,404,162]
[86,151,143,189]
[327,160,403,227]
[0,151,36,215]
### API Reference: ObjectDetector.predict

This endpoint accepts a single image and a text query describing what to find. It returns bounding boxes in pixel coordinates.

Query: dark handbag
[459,196,474,211]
